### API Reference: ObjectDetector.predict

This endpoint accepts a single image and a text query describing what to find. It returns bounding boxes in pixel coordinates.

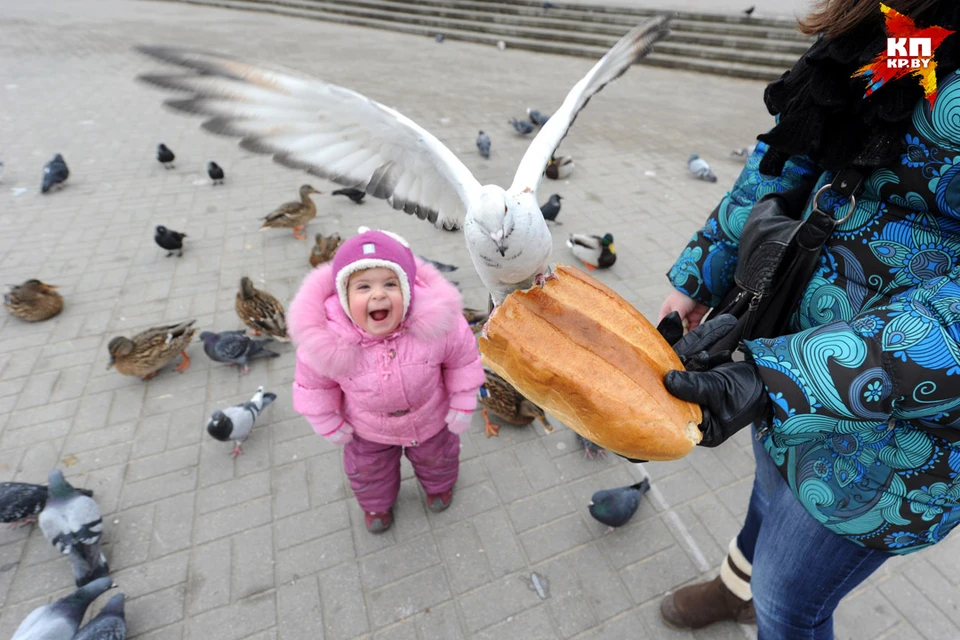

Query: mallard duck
[236,277,289,341]
[260,184,321,239]
[4,279,63,322]
[567,233,616,270]
[545,155,574,180]
[309,232,342,268]
[107,319,196,380]
[479,369,553,438]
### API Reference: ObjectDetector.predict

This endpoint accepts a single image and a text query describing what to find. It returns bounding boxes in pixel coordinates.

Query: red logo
[852,3,954,106]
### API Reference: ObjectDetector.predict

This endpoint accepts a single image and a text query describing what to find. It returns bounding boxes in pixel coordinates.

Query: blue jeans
[735,429,892,639]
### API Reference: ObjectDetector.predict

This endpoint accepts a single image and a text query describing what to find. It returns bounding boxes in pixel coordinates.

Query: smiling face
[347,267,405,336]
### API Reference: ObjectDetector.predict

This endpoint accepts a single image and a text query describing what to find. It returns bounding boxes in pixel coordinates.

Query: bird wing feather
[509,16,671,195]
[136,46,483,229]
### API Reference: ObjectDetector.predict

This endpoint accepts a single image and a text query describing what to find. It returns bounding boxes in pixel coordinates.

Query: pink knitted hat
[333,227,418,321]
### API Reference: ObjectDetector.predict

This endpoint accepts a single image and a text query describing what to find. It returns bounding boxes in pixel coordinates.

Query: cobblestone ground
[1,1,959,638]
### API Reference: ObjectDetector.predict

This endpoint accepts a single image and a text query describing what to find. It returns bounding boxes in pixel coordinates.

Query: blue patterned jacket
[668,71,960,554]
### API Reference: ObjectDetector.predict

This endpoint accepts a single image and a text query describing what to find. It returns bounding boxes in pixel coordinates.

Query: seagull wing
[508,16,671,195]
[136,46,482,229]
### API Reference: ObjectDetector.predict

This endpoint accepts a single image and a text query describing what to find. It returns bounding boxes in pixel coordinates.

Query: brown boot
[660,539,756,629]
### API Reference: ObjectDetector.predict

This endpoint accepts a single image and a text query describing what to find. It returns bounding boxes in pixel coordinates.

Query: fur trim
[288,258,463,378]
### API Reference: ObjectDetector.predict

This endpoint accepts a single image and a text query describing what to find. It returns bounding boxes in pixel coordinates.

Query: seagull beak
[497,242,507,257]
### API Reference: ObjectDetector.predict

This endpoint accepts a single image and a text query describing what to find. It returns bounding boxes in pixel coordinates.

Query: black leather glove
[664,361,770,448]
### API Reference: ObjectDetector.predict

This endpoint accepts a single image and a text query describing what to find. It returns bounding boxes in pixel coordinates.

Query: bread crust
[478,265,702,461]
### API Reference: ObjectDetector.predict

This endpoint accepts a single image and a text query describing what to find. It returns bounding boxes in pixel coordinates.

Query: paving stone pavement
[1,1,959,638]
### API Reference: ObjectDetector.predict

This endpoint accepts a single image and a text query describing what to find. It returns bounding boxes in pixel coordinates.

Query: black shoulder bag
[707,168,864,355]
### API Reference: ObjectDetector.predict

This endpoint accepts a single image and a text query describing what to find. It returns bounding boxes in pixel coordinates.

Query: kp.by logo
[853,3,955,106]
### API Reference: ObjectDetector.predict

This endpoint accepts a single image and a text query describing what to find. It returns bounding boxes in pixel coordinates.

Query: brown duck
[260,184,321,239]
[4,279,63,322]
[236,277,289,341]
[107,319,197,380]
[309,232,342,268]
[479,369,553,438]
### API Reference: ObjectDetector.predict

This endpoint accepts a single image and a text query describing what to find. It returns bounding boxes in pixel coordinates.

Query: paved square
[1,1,958,638]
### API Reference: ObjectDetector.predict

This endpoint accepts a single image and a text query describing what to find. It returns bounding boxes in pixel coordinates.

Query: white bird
[135,16,671,304]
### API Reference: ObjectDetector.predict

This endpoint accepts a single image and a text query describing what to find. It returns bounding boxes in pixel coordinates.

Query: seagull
[135,16,672,305]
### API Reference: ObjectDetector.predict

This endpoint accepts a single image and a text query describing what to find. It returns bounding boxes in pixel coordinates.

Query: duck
[107,319,197,380]
[236,277,289,341]
[309,232,343,268]
[462,307,489,336]
[4,279,63,322]
[567,233,616,271]
[479,369,553,438]
[260,184,321,239]
[545,155,574,180]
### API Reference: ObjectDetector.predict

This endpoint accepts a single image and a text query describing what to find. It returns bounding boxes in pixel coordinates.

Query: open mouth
[369,309,389,322]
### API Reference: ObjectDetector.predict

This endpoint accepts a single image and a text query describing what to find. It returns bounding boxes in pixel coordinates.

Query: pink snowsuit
[288,258,485,512]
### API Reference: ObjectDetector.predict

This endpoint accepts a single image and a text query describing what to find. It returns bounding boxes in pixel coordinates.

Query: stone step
[164,0,785,80]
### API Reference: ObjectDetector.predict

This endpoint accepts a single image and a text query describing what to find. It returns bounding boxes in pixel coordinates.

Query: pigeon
[136,16,672,306]
[156,143,175,168]
[41,153,69,193]
[0,482,94,527]
[730,143,757,159]
[199,330,280,375]
[543,1,556,8]
[206,385,277,457]
[688,154,717,182]
[567,233,616,270]
[154,225,187,257]
[526,108,550,127]
[539,194,562,223]
[435,33,445,43]
[576,433,606,459]
[207,161,224,185]
[588,478,651,530]
[509,118,535,135]
[73,592,126,640]
[476,131,491,159]
[11,577,114,640]
[39,470,109,587]
[744,5,755,16]
[331,187,365,203]
[545,155,574,180]
[418,256,458,272]
[0,153,4,182]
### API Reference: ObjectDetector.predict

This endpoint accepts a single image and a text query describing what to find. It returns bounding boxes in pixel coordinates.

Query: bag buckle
[812,169,863,225]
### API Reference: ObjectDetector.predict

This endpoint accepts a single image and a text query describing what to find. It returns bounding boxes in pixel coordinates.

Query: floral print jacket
[668,71,960,554]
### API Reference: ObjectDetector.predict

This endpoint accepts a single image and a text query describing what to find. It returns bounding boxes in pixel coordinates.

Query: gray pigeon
[688,154,717,182]
[526,108,550,127]
[588,478,651,530]
[576,433,606,459]
[509,118,535,135]
[12,577,114,640]
[39,470,108,587]
[476,131,491,159]
[206,385,277,458]
[199,330,280,375]
[539,194,562,223]
[41,154,69,193]
[730,144,757,160]
[73,592,126,640]
[0,482,93,526]
[157,143,175,169]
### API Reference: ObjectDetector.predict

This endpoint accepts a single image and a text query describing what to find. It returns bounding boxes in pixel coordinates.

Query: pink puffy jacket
[288,258,485,447]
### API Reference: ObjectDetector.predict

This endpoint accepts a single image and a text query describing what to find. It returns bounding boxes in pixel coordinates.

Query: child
[288,227,484,533]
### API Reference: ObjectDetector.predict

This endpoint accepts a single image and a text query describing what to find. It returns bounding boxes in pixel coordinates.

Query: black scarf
[757,3,960,177]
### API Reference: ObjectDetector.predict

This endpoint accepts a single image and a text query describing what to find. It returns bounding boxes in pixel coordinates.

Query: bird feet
[140,370,161,381]
[483,409,500,438]
[174,351,191,373]
[240,364,250,376]
[535,272,559,287]
[230,444,244,458]
[583,263,597,271]
[293,226,306,240]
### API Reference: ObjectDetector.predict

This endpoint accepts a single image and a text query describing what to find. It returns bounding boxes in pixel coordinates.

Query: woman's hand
[658,290,710,330]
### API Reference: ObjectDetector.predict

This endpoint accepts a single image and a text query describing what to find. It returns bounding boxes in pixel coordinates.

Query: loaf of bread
[478,265,702,461]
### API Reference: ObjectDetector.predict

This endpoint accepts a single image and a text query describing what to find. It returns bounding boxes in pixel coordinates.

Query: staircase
[158,0,812,80]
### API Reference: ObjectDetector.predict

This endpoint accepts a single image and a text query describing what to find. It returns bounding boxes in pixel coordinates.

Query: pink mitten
[445,408,474,434]
[323,422,355,446]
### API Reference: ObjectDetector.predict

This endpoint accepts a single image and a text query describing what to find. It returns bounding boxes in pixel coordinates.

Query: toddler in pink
[288,227,484,533]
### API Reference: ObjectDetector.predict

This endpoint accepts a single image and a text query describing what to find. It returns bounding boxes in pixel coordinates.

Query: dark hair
[798,0,941,38]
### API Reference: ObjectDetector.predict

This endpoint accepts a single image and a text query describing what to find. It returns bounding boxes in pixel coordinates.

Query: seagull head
[476,187,512,257]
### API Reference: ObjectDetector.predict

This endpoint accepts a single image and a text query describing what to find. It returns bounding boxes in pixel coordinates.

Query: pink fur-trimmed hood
[288,258,464,377]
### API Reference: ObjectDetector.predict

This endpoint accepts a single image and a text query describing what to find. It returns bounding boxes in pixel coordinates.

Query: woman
[657,1,960,637]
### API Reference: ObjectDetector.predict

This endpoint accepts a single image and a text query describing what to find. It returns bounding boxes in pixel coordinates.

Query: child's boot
[426,488,453,513]
[364,508,393,533]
